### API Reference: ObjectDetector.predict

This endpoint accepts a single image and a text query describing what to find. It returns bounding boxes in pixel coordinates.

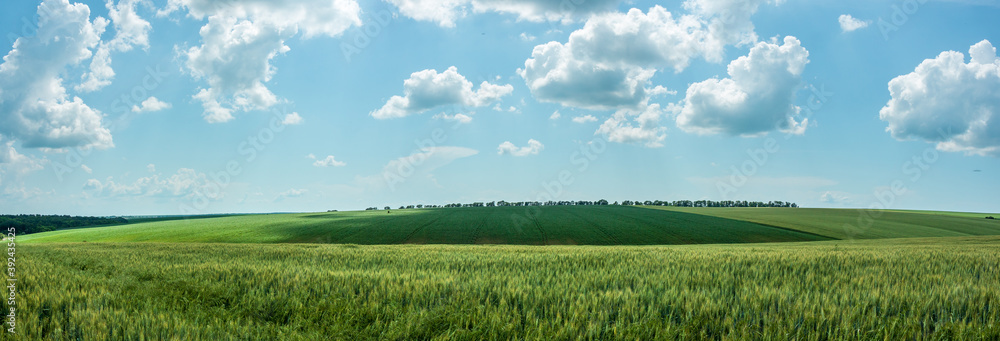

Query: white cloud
[0,0,113,149]
[78,0,152,92]
[572,115,598,123]
[371,66,513,119]
[0,138,46,187]
[354,146,479,191]
[313,155,346,167]
[519,2,775,110]
[147,164,156,172]
[550,111,561,120]
[131,97,172,113]
[519,32,536,41]
[820,191,853,204]
[80,164,93,174]
[433,113,473,124]
[306,153,316,159]
[596,103,669,147]
[282,112,304,125]
[386,0,621,27]
[838,14,869,33]
[880,40,1000,157]
[167,0,362,122]
[497,139,544,156]
[274,188,308,201]
[84,167,224,200]
[676,36,810,136]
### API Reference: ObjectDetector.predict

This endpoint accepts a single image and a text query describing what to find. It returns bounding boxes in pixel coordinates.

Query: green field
[21,206,1000,245]
[645,207,1000,240]
[11,237,1000,340]
[14,206,1000,339]
[22,206,836,245]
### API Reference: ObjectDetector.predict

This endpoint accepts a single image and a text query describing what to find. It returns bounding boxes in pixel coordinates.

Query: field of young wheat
[10,236,999,340]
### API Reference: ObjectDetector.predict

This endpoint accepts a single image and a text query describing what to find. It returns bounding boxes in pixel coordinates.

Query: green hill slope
[643,207,1000,239]
[21,206,830,245]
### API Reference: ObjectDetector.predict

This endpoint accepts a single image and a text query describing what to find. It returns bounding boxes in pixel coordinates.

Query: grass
[11,237,1000,340]
[643,207,1000,240]
[21,206,833,245]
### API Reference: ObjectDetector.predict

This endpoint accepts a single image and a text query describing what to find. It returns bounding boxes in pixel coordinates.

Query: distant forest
[367,200,799,211]
[1,215,127,235]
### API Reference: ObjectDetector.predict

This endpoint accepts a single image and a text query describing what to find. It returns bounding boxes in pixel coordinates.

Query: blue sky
[0,0,998,216]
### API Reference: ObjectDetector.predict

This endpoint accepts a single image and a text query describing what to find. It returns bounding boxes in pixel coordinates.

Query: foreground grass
[21,206,831,245]
[11,237,1000,340]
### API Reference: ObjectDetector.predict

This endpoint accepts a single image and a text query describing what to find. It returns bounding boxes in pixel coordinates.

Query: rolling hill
[20,205,1000,245]
[643,207,1000,240]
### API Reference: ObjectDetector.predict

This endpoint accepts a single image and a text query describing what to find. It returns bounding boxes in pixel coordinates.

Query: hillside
[21,206,830,245]
[643,207,1000,240]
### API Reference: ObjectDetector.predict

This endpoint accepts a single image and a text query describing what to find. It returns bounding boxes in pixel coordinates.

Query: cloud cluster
[596,104,669,147]
[282,112,304,125]
[0,0,113,149]
[676,36,810,136]
[165,0,362,122]
[371,67,513,119]
[433,113,473,124]
[83,168,223,200]
[386,0,622,27]
[313,155,347,167]
[132,97,171,113]
[0,139,46,187]
[497,139,544,156]
[519,2,775,111]
[78,0,151,92]
[880,40,1000,156]
[274,188,308,201]
[838,14,869,33]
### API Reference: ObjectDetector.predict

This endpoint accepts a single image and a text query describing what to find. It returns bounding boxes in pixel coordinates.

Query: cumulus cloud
[0,0,113,149]
[131,97,172,113]
[838,14,869,33]
[355,146,479,191]
[77,0,152,92]
[549,111,561,120]
[596,103,669,147]
[274,188,308,201]
[282,112,304,125]
[371,66,513,119]
[519,2,776,110]
[497,139,544,156]
[386,0,621,27]
[166,0,362,122]
[313,155,346,167]
[84,167,223,200]
[820,191,853,205]
[880,40,1000,157]
[676,36,810,136]
[572,115,598,123]
[433,113,473,124]
[0,138,46,187]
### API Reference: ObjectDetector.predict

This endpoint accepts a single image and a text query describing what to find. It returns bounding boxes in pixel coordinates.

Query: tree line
[1,214,128,235]
[366,200,798,211]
